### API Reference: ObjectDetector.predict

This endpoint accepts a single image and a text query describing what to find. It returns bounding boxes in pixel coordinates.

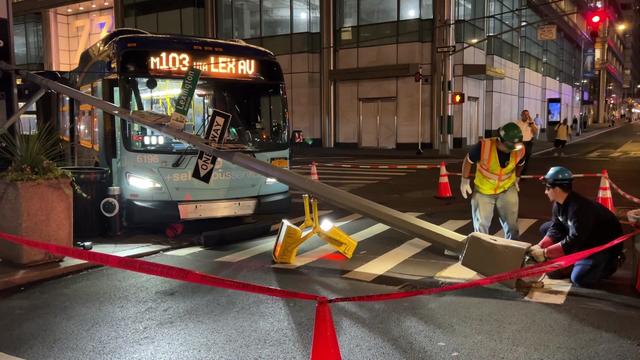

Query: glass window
[233,0,260,38]
[59,96,71,140]
[77,86,94,149]
[359,0,397,25]
[337,0,358,28]
[120,76,288,153]
[310,0,320,32]
[293,0,309,33]
[262,0,291,36]
[421,0,433,19]
[13,23,27,65]
[217,0,233,38]
[400,0,420,20]
[158,10,181,35]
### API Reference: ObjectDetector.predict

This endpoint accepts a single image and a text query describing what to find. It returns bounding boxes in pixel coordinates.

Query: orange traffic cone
[310,161,320,181]
[310,300,341,360]
[435,161,454,199]
[596,170,615,213]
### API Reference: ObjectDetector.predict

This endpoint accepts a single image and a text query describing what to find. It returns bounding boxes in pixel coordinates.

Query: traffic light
[587,10,604,42]
[451,92,465,105]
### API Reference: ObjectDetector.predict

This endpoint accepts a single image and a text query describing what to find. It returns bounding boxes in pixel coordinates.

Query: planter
[0,179,73,266]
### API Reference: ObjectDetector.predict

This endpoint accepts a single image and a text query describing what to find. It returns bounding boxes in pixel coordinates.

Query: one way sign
[192,109,231,184]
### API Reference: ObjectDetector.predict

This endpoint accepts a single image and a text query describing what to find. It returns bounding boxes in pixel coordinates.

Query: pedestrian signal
[451,92,465,104]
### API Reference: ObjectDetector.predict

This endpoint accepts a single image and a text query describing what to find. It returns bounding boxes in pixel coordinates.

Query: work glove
[460,177,472,199]
[515,177,521,192]
[528,245,546,263]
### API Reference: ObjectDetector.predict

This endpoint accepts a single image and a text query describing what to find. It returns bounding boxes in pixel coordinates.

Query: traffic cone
[310,161,320,181]
[435,161,454,199]
[596,170,615,213]
[310,299,341,360]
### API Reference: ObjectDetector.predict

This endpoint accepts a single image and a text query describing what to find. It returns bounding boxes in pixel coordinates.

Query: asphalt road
[1,123,640,359]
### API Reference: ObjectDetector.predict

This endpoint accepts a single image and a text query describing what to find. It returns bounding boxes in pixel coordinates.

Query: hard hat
[498,122,523,151]
[542,166,573,185]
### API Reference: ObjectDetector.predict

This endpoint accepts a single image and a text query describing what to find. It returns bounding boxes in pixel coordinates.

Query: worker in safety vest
[528,166,623,287]
[460,122,525,239]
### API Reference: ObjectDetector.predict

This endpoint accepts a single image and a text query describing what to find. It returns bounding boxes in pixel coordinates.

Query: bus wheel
[166,223,184,238]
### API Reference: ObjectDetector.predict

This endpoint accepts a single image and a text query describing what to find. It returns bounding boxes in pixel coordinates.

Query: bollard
[100,186,122,237]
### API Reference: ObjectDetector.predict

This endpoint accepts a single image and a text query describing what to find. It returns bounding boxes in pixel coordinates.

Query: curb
[0,244,173,291]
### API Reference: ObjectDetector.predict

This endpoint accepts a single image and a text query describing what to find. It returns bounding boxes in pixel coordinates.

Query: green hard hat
[542,166,573,185]
[498,122,523,144]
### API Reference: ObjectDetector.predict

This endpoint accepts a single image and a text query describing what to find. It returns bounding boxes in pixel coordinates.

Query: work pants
[471,186,519,240]
[522,141,533,174]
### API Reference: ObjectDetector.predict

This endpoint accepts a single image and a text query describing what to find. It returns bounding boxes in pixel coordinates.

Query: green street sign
[168,67,202,130]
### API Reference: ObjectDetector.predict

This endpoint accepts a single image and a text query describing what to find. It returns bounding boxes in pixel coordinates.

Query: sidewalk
[0,122,624,291]
[0,231,192,291]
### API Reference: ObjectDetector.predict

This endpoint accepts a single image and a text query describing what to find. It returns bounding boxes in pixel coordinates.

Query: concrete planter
[0,179,73,266]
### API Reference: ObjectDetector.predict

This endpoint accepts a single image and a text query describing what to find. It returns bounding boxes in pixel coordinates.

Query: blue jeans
[539,221,617,287]
[471,186,519,239]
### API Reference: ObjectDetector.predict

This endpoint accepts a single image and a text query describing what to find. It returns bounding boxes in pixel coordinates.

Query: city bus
[58,29,290,227]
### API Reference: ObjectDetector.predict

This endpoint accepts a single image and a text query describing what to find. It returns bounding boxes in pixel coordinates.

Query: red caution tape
[329,230,640,304]
[321,163,439,170]
[0,231,319,301]
[311,297,342,360]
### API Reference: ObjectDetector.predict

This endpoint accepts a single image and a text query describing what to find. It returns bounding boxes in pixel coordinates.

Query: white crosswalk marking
[322,180,378,184]
[294,174,391,180]
[439,219,471,232]
[216,213,362,262]
[273,213,422,269]
[493,218,538,238]
[524,276,572,304]
[343,238,431,281]
[295,169,408,175]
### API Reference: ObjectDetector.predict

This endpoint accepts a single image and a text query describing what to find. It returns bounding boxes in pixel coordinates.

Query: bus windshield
[120,77,288,153]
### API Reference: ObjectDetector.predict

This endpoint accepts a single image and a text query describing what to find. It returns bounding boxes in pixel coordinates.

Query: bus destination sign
[148,52,258,78]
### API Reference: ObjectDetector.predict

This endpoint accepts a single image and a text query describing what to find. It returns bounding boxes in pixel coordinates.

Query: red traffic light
[451,92,465,104]
[590,14,601,24]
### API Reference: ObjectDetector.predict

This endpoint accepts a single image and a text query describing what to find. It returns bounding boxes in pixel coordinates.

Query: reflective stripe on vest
[474,138,524,195]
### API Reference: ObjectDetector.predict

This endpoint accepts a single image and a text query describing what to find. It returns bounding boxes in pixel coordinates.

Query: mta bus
[55,29,291,227]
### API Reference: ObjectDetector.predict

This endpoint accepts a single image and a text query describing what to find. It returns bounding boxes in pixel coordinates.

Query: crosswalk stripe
[293,169,408,175]
[493,218,538,238]
[273,212,422,269]
[322,180,378,184]
[438,219,471,232]
[343,238,431,282]
[216,213,362,262]
[293,174,391,180]
[163,246,206,256]
[524,276,572,304]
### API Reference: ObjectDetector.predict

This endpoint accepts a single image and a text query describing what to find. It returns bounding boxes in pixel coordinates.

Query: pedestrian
[553,118,570,156]
[460,122,525,240]
[527,166,624,287]
[533,113,543,139]
[516,109,538,174]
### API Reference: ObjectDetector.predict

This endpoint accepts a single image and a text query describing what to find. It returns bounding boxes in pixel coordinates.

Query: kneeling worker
[460,122,525,240]
[528,166,624,287]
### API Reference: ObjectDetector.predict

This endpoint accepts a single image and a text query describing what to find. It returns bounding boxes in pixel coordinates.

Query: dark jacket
[545,191,623,255]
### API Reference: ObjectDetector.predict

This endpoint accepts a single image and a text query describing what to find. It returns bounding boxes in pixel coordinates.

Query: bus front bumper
[124,192,291,225]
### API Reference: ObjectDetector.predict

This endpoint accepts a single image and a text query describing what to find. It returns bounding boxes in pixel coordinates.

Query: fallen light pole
[2,62,531,279]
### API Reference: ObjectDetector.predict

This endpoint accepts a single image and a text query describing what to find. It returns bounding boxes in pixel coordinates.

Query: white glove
[528,245,546,263]
[515,177,521,192]
[460,177,472,199]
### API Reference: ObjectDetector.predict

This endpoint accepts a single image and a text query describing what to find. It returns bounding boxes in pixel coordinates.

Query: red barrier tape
[320,163,440,170]
[329,230,640,304]
[608,178,640,205]
[0,232,319,301]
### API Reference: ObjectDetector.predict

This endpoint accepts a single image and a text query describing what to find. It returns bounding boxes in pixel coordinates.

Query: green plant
[0,123,69,182]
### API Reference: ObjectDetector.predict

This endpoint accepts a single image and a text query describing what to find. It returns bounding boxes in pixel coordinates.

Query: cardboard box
[460,232,531,288]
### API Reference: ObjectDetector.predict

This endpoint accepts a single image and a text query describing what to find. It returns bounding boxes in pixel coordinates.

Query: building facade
[11,0,638,149]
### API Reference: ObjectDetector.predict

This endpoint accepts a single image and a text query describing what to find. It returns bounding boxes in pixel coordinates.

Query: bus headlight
[126,173,163,190]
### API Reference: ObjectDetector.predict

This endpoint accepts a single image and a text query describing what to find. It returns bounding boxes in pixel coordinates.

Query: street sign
[436,46,456,53]
[191,109,231,184]
[537,25,557,41]
[168,66,202,130]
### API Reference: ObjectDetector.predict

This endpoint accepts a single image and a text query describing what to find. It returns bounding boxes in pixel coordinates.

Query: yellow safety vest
[474,138,525,195]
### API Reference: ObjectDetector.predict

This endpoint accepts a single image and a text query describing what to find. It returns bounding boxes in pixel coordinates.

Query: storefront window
[263,0,291,36]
